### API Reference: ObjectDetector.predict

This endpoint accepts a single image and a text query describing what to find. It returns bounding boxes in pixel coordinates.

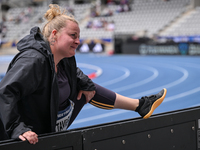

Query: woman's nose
[75,38,80,45]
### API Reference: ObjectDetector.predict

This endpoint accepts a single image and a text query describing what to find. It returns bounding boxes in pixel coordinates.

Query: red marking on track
[88,72,97,79]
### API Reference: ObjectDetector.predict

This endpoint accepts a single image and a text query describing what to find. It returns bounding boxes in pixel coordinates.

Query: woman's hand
[19,131,38,144]
[77,90,96,104]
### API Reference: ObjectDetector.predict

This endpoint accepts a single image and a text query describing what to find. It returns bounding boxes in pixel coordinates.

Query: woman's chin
[66,52,76,58]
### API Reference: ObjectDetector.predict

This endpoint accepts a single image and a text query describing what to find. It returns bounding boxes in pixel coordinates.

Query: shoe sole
[143,88,167,119]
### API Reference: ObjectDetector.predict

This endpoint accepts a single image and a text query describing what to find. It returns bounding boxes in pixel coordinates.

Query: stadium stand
[3,6,48,41]
[1,0,200,52]
[160,6,200,36]
[0,0,194,42]
[113,0,191,36]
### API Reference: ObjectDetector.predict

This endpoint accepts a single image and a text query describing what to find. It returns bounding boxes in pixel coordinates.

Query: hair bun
[44,4,65,21]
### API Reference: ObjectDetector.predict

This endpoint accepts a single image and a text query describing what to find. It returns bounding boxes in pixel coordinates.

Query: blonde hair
[42,4,78,41]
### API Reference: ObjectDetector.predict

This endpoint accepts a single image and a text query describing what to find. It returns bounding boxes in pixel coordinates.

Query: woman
[0,4,167,144]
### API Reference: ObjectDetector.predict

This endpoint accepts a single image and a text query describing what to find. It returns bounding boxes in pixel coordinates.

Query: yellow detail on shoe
[143,88,167,119]
[90,100,114,110]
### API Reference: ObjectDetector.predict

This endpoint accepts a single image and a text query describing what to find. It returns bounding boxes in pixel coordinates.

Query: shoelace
[142,95,157,104]
[143,95,156,99]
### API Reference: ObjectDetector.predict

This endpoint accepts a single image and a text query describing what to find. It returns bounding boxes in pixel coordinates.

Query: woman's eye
[71,34,76,38]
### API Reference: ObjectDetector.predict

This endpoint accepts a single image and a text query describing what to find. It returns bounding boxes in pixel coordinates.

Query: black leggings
[68,83,116,127]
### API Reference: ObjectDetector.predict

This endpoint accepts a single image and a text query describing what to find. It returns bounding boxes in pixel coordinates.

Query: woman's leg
[90,83,139,111]
[91,83,167,119]
[68,83,167,128]
[114,93,139,111]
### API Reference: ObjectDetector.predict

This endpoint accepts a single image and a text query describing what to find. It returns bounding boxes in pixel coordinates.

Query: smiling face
[52,20,80,59]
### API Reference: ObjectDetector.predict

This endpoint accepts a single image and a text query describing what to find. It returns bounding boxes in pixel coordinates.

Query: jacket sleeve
[76,67,96,91]
[0,54,44,139]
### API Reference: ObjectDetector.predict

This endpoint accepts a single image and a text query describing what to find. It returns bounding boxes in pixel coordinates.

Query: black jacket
[0,27,95,140]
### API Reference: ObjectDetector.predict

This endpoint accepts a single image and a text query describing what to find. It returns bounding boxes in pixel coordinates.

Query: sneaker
[138,88,167,119]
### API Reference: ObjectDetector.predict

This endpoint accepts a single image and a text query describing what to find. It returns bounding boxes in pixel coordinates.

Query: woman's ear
[50,29,58,46]
[52,29,57,39]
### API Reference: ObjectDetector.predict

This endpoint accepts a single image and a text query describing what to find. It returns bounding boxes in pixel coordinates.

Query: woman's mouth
[71,46,76,49]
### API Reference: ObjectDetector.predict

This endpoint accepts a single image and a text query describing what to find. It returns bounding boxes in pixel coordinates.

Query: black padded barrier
[0,130,82,150]
[1,106,200,150]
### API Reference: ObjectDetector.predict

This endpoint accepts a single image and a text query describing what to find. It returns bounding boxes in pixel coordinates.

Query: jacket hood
[17,26,51,57]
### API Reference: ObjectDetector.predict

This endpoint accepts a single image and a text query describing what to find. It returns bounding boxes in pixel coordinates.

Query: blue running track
[0,54,200,130]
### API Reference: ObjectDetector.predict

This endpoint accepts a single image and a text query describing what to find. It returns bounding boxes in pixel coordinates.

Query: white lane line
[113,65,159,92]
[72,110,129,125]
[77,63,103,77]
[162,62,200,103]
[164,87,200,102]
[100,66,130,86]
[128,64,189,98]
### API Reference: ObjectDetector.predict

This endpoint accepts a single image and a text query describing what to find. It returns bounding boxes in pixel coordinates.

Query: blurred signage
[138,43,200,55]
